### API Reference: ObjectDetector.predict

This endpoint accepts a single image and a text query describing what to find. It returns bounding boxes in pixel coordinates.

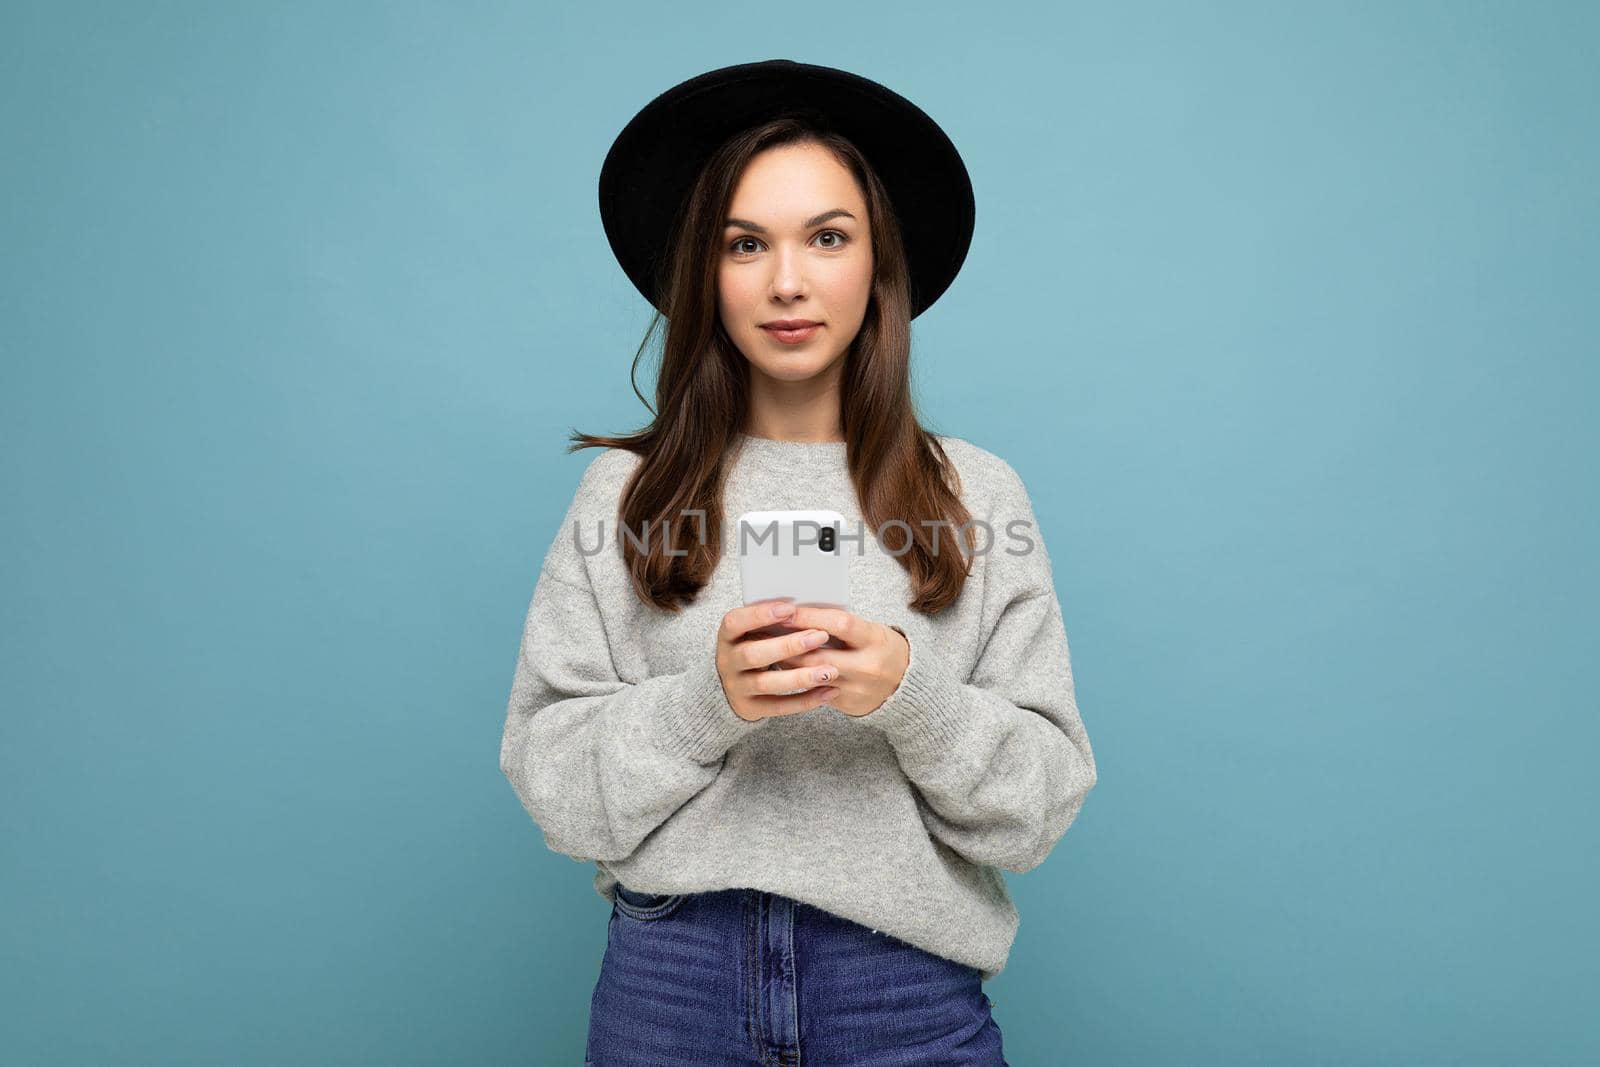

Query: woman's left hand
[772,606,910,718]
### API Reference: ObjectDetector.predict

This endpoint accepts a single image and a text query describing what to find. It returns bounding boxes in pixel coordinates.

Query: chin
[758,355,837,381]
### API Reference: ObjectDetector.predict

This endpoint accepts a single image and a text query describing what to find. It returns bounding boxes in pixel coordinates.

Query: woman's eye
[728,231,848,255]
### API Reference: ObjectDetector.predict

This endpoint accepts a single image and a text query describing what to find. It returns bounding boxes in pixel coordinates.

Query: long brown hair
[568,114,976,615]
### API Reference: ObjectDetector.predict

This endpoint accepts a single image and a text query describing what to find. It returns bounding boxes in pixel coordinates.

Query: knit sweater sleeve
[859,461,1097,873]
[498,458,764,863]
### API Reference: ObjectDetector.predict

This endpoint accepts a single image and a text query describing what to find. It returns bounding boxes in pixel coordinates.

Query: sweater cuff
[654,654,765,764]
[852,625,973,756]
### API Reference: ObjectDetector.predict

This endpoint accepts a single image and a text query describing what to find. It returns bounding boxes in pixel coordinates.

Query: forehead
[727,143,866,218]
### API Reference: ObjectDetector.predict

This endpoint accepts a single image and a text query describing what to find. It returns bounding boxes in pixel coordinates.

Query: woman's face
[717,142,874,387]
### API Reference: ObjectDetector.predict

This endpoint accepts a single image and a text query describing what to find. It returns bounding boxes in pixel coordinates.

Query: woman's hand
[716,600,843,722]
[767,605,910,719]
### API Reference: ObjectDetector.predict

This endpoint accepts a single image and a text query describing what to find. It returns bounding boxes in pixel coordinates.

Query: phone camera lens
[819,527,836,552]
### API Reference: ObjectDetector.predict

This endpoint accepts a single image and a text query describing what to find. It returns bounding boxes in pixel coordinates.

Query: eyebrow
[724,209,857,234]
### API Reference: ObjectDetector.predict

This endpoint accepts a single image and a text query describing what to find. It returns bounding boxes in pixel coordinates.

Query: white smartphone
[737,510,851,679]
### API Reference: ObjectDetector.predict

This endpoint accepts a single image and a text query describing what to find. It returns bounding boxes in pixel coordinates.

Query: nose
[768,243,807,301]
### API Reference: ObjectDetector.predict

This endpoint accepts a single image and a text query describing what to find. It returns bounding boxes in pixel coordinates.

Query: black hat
[598,59,975,320]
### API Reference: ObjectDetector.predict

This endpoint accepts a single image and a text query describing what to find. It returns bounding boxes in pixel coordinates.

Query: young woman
[500,59,1097,1066]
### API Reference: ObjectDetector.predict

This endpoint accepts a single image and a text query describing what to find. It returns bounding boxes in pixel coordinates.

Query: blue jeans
[585,885,1008,1066]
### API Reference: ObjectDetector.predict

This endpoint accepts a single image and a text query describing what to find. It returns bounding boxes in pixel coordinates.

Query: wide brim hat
[598,58,975,320]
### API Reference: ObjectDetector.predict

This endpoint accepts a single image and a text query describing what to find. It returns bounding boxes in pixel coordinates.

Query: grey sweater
[499,432,1096,980]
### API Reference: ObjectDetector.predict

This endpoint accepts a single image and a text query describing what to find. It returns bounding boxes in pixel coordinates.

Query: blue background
[3,1,1595,1063]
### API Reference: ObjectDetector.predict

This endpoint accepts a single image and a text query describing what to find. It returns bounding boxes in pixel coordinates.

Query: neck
[741,420,845,444]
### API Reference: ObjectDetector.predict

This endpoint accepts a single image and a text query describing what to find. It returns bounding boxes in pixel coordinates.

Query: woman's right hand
[717,600,841,722]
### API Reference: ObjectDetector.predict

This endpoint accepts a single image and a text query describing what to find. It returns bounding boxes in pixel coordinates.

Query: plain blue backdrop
[3,1,1595,1063]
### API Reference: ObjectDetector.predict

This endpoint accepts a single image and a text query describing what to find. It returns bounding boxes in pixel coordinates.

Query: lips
[761,322,823,344]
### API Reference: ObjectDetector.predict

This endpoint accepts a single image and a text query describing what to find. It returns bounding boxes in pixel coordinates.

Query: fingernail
[807,630,829,646]
[772,603,794,618]
[814,668,835,683]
